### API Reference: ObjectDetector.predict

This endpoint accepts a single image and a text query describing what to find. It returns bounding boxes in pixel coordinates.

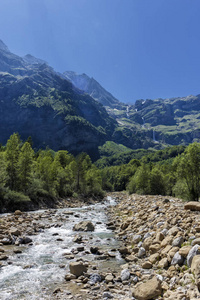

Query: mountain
[23,54,48,66]
[110,95,200,148]
[1,39,200,160]
[63,71,122,108]
[0,40,117,158]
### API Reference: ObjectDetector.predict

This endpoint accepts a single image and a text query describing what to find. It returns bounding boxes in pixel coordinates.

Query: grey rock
[132,235,142,243]
[171,251,184,266]
[73,234,82,243]
[121,268,130,281]
[187,244,200,267]
[161,228,168,236]
[138,247,146,258]
[143,232,151,240]
[89,273,102,284]
[132,276,138,284]
[1,238,11,245]
[23,237,32,244]
[103,292,113,299]
[172,236,184,247]
[156,221,165,228]
[73,221,95,232]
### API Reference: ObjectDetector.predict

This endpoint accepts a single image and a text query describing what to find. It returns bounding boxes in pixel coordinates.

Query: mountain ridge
[0,39,200,158]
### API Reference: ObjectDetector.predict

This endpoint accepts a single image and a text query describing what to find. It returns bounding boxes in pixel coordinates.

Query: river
[0,196,124,299]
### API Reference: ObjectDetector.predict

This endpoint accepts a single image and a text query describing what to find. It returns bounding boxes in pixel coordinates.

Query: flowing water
[0,196,123,299]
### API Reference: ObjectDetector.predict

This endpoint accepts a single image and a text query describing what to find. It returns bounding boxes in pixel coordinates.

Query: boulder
[184,201,200,211]
[73,234,82,243]
[138,247,146,258]
[149,243,161,254]
[179,246,192,258]
[14,210,23,215]
[158,257,168,268]
[89,273,102,284]
[10,228,21,236]
[187,244,200,267]
[191,238,200,246]
[103,292,113,299]
[191,255,200,289]
[105,274,114,283]
[90,246,100,254]
[1,238,11,245]
[132,276,162,300]
[69,261,87,277]
[132,234,142,243]
[142,261,152,269]
[171,252,184,266]
[18,237,32,244]
[73,221,95,232]
[172,236,184,248]
[65,273,76,281]
[121,269,130,281]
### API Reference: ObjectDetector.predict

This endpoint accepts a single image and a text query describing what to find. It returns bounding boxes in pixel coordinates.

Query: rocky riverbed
[1,193,200,299]
[108,193,200,300]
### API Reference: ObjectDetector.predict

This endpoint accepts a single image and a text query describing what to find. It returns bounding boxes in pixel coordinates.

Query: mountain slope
[113,95,200,148]
[0,40,117,158]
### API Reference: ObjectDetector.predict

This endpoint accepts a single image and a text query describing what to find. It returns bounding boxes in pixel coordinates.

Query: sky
[0,0,200,103]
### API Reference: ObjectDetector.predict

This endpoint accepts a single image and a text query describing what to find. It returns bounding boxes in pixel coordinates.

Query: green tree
[36,151,56,195]
[177,143,200,201]
[149,167,165,195]
[71,153,92,193]
[18,142,34,193]
[85,166,104,197]
[127,164,150,194]
[5,133,21,190]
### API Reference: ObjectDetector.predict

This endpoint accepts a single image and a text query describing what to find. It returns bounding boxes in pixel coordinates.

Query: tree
[177,143,200,201]
[54,150,73,168]
[5,133,21,190]
[36,151,56,195]
[18,142,34,193]
[149,167,165,195]
[85,166,104,197]
[71,153,92,193]
[127,164,150,194]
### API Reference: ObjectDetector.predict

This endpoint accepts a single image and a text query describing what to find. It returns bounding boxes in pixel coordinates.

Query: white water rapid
[0,197,123,299]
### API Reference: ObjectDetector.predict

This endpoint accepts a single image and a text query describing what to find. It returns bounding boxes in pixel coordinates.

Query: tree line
[0,133,200,212]
[0,133,103,211]
[101,143,200,202]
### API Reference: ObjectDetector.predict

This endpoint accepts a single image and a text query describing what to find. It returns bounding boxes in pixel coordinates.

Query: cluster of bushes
[0,133,104,211]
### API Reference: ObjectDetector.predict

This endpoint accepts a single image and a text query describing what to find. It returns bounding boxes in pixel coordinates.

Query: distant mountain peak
[0,40,10,52]
[63,71,121,108]
[23,54,48,65]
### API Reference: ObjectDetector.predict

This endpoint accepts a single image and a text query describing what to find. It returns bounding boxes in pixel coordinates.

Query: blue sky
[0,0,200,103]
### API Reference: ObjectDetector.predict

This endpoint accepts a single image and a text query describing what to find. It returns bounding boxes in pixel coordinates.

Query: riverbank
[107,193,200,299]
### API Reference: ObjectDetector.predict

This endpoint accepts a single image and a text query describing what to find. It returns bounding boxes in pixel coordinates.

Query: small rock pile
[107,193,200,299]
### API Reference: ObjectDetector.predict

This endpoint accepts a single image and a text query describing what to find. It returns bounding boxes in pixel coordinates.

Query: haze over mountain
[63,71,122,108]
[0,39,200,160]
